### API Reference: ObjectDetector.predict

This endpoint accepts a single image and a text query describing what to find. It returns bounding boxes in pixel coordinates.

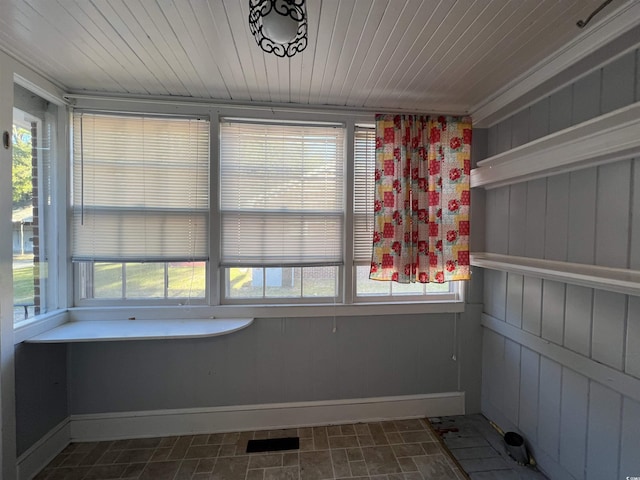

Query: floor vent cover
[246,437,300,453]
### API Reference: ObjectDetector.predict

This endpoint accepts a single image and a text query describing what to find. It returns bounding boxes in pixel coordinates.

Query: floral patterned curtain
[370,114,472,283]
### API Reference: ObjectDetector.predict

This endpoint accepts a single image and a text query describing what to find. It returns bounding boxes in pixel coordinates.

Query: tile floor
[432,416,548,480]
[34,419,468,480]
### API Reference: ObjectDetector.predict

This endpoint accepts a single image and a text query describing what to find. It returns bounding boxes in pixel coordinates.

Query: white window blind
[354,126,375,265]
[72,112,209,262]
[220,120,344,267]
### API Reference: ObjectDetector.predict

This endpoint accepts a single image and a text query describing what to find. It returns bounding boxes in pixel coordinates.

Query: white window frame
[60,100,464,315]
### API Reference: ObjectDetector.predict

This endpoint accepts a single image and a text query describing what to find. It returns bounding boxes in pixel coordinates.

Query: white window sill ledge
[23,318,254,343]
[18,301,464,344]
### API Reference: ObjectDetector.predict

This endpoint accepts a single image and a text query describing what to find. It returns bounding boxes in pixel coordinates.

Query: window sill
[23,318,254,343]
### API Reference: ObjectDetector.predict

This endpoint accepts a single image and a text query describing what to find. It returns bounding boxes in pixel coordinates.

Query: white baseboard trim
[70,392,465,442]
[17,418,70,480]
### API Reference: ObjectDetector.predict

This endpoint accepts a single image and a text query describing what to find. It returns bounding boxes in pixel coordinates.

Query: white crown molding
[69,393,465,442]
[471,252,640,297]
[471,0,640,127]
[470,102,640,189]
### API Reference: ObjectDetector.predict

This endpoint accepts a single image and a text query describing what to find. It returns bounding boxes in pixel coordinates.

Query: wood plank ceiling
[0,0,621,114]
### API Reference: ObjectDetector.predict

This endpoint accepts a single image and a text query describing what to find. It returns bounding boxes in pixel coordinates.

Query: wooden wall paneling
[620,397,640,477]
[592,291,626,371]
[631,158,640,269]
[470,189,486,253]
[487,124,498,158]
[567,168,597,264]
[595,161,632,268]
[564,285,593,358]
[486,187,510,255]
[541,280,565,345]
[601,50,636,114]
[502,339,521,426]
[483,329,506,416]
[528,96,549,142]
[571,69,601,125]
[506,273,523,328]
[548,86,572,134]
[525,178,547,259]
[537,357,562,461]
[626,296,640,379]
[496,117,512,155]
[544,173,570,261]
[522,276,543,336]
[559,368,589,480]
[508,183,527,256]
[586,382,621,480]
[636,49,640,102]
[510,107,529,149]
[518,347,540,444]
[483,269,507,322]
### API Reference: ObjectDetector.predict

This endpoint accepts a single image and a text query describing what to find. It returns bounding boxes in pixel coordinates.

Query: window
[219,120,344,302]
[353,126,456,301]
[72,112,209,303]
[70,111,460,308]
[12,84,60,325]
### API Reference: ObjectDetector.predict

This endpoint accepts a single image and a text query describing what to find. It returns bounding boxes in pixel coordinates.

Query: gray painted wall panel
[528,97,549,142]
[483,269,507,322]
[482,48,640,480]
[548,87,572,133]
[567,168,597,264]
[620,397,640,478]
[69,315,468,414]
[496,118,512,154]
[510,108,529,148]
[541,280,565,345]
[626,296,640,379]
[571,70,601,124]
[595,161,631,268]
[637,49,640,101]
[559,368,588,480]
[470,189,486,253]
[631,158,640,269]
[508,183,527,256]
[487,124,498,158]
[15,344,68,456]
[486,187,510,254]
[483,329,506,416]
[525,179,547,259]
[522,277,542,336]
[592,291,626,370]
[518,347,539,443]
[502,339,521,426]
[506,273,523,328]
[544,174,569,261]
[563,285,593,357]
[601,51,636,114]
[586,382,621,480]
[537,357,562,461]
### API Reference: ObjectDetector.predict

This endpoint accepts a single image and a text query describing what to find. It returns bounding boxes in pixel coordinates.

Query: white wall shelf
[471,102,640,189]
[471,252,640,297]
[24,318,253,343]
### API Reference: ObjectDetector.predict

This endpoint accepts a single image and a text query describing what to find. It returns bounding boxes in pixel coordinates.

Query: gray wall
[69,310,483,415]
[481,48,640,479]
[15,344,68,456]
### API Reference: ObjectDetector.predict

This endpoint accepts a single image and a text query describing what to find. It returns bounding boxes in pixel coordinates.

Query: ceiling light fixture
[249,0,308,58]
